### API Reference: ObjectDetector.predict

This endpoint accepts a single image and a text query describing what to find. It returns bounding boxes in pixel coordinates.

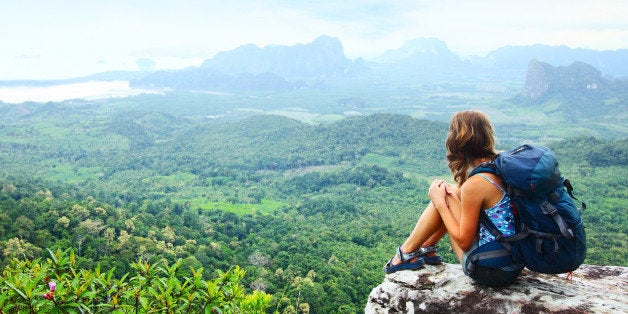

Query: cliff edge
[365,263,627,313]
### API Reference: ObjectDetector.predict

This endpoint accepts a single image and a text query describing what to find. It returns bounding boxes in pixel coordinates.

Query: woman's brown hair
[446,110,498,186]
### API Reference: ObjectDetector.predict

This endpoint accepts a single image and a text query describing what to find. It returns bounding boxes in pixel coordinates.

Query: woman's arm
[428,178,483,251]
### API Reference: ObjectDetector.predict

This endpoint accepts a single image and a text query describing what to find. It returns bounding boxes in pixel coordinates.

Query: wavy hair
[446,110,498,186]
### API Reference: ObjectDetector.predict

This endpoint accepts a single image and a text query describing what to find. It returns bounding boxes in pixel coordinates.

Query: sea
[0,81,163,104]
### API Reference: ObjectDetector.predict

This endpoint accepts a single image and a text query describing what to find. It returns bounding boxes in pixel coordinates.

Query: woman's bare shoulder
[461,175,485,190]
[461,174,499,196]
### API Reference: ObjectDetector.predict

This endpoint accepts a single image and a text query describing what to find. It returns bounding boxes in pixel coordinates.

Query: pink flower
[48,281,56,291]
[42,292,54,300]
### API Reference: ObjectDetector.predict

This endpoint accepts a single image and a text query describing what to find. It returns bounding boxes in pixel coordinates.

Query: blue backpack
[469,144,587,275]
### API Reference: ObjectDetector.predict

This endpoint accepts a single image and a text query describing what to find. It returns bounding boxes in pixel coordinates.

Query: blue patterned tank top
[476,174,516,246]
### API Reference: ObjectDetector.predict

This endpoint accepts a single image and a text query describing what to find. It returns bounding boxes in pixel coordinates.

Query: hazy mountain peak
[515,59,628,120]
[375,37,460,65]
[402,37,450,53]
[311,35,343,47]
[522,59,606,99]
[484,45,628,77]
[200,35,351,78]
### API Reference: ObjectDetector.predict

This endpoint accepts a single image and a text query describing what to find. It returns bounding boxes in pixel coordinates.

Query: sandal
[383,246,425,274]
[420,245,442,265]
[383,245,443,274]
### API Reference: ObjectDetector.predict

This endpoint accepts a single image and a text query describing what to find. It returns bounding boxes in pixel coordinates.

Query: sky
[1,0,627,80]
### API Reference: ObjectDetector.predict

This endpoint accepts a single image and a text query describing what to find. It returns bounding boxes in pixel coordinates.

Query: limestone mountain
[481,44,628,78]
[521,59,606,100]
[375,37,462,68]
[513,59,627,119]
[200,35,357,79]
[130,36,363,91]
[367,37,467,83]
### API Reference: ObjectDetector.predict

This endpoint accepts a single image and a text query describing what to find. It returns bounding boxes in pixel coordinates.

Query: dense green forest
[0,98,625,312]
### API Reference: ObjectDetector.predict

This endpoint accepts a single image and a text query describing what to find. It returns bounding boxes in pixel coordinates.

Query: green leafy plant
[0,249,270,313]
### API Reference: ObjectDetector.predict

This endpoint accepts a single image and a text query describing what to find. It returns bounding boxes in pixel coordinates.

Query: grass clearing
[141,172,198,187]
[186,198,286,215]
[45,165,104,184]
[359,153,398,169]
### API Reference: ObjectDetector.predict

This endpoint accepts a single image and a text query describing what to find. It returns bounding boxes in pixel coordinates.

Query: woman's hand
[444,183,459,202]
[428,179,449,210]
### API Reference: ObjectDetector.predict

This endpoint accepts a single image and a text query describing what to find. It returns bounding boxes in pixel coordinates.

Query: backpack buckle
[541,201,558,216]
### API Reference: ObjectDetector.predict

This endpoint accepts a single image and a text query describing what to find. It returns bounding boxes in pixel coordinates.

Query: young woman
[384,110,520,286]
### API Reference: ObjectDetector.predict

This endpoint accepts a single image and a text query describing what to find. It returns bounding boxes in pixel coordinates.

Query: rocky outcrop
[521,59,605,100]
[365,263,627,313]
[521,59,553,99]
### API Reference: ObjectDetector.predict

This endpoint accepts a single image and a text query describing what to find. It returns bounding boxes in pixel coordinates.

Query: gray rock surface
[365,263,627,313]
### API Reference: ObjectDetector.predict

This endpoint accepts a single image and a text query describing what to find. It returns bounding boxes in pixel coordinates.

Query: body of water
[0,81,163,103]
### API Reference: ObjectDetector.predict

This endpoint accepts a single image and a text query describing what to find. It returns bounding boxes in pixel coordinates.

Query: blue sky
[1,0,627,80]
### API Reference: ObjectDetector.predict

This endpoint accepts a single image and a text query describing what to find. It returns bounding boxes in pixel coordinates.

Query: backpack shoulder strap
[469,161,498,177]
[470,161,505,239]
[479,209,503,239]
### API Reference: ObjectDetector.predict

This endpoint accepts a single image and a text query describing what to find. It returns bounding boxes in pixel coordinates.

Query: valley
[0,36,625,312]
[0,93,625,311]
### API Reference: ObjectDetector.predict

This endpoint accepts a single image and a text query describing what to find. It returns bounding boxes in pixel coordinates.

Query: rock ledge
[365,263,627,313]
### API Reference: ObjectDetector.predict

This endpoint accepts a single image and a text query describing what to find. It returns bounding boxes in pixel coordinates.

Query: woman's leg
[400,202,446,252]
[391,185,466,266]
[444,185,466,262]
[449,236,465,262]
[390,201,447,265]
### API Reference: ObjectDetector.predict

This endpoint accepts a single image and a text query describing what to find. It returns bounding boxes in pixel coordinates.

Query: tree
[56,216,70,229]
[2,237,42,260]
[12,216,35,241]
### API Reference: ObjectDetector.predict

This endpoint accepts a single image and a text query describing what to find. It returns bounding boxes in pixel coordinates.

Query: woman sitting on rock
[384,110,520,286]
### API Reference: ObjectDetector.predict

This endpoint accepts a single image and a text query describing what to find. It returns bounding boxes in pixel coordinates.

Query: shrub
[1,248,271,313]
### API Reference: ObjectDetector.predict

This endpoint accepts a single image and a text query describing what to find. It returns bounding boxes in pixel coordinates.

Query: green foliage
[550,136,627,167]
[0,98,625,313]
[549,137,628,266]
[1,249,271,313]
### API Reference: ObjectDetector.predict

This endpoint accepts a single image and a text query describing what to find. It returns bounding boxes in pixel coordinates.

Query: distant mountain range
[480,45,628,76]
[130,36,367,91]
[2,35,625,92]
[127,35,627,91]
[376,38,628,83]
